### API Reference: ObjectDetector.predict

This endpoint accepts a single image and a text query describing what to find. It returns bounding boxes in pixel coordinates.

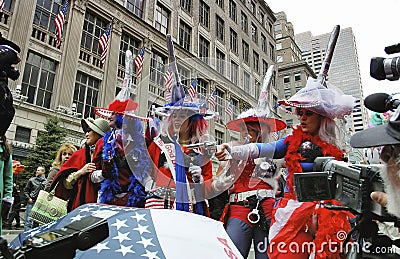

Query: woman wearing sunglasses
[216,78,355,258]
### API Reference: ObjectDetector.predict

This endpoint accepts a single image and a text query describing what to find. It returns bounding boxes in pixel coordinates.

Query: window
[262,60,268,74]
[119,33,140,80]
[74,72,100,118]
[216,15,224,41]
[251,23,258,43]
[216,88,224,116]
[216,0,223,8]
[126,0,143,18]
[286,119,293,128]
[178,65,190,88]
[230,29,237,53]
[261,34,267,53]
[276,43,282,50]
[254,80,260,100]
[199,1,210,28]
[150,51,167,87]
[2,0,13,13]
[259,10,265,26]
[216,49,225,75]
[155,3,169,34]
[215,130,224,145]
[274,23,282,32]
[241,12,248,33]
[284,88,291,98]
[243,71,250,93]
[197,78,208,98]
[269,42,275,60]
[33,0,60,33]
[283,76,290,84]
[277,55,283,63]
[21,51,56,109]
[199,36,209,64]
[229,0,236,22]
[242,41,249,64]
[179,20,191,51]
[253,51,259,72]
[230,61,238,84]
[15,126,31,143]
[180,0,191,13]
[295,73,301,81]
[231,98,239,116]
[251,1,256,14]
[81,11,109,66]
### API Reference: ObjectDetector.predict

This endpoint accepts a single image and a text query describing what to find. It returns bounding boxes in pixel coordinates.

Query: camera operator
[350,108,400,219]
[0,32,21,137]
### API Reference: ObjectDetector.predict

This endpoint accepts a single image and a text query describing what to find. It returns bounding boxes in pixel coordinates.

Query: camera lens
[370,56,400,81]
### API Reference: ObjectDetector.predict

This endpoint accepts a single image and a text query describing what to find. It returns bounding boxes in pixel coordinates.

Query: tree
[20,116,67,186]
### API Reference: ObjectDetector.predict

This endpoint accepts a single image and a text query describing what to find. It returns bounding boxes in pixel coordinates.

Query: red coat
[51,139,104,211]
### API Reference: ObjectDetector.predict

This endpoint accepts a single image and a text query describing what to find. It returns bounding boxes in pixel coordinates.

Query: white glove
[212,173,235,192]
[3,196,14,205]
[230,143,259,160]
[189,163,203,183]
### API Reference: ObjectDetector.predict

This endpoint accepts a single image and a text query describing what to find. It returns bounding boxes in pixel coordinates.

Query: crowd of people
[0,40,400,259]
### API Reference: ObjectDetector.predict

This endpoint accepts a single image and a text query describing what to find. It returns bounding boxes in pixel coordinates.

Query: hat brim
[226,117,286,132]
[153,105,216,120]
[350,124,400,148]
[81,119,107,136]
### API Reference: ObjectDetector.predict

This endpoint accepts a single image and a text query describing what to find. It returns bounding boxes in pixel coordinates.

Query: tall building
[295,28,368,133]
[273,11,316,137]
[1,0,281,161]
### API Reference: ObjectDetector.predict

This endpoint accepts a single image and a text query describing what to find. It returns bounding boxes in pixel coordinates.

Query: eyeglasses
[296,109,314,117]
[84,128,92,133]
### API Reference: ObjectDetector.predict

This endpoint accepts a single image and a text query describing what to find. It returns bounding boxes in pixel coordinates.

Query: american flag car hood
[10,203,243,259]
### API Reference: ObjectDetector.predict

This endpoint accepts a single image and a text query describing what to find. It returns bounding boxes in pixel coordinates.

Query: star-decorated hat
[278,78,355,119]
[226,108,286,132]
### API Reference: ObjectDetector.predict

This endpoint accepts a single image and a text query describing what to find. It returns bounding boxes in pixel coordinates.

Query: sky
[266,0,400,98]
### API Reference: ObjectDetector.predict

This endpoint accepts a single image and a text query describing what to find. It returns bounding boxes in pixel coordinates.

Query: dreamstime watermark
[255,230,397,255]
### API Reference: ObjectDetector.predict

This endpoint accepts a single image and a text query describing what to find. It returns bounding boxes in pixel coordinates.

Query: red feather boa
[283,127,353,258]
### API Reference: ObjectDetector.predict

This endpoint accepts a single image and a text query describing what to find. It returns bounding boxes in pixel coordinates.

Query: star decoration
[133,224,150,235]
[112,218,128,230]
[91,241,110,253]
[131,212,147,223]
[137,236,155,248]
[112,231,131,243]
[115,244,135,256]
[142,249,160,259]
[70,213,85,222]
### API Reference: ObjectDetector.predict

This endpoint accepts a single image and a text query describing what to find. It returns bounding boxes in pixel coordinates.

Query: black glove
[102,160,114,179]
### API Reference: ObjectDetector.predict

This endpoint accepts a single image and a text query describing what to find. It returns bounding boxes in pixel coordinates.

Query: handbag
[28,182,67,225]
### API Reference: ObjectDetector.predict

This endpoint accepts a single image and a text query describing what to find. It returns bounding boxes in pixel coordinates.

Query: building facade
[1,0,283,161]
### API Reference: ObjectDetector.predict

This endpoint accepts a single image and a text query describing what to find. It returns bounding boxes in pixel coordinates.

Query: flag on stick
[99,24,112,66]
[225,100,233,121]
[0,0,6,13]
[54,0,68,47]
[164,68,173,103]
[134,45,146,77]
[208,88,216,111]
[188,78,197,100]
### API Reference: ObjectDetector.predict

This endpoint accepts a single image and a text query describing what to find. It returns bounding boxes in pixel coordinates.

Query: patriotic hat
[95,98,138,120]
[153,80,216,120]
[278,78,355,119]
[226,108,286,132]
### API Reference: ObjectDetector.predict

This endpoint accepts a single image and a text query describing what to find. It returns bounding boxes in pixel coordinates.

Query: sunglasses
[296,109,314,117]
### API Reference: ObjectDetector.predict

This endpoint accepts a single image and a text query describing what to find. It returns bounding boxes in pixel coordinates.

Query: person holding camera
[350,107,400,219]
[216,78,355,258]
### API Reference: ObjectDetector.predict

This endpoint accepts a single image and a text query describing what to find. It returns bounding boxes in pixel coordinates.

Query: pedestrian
[23,166,46,231]
[50,118,110,212]
[146,83,215,215]
[44,143,77,191]
[214,108,286,258]
[5,183,21,229]
[91,97,147,207]
[0,136,13,235]
[216,77,355,258]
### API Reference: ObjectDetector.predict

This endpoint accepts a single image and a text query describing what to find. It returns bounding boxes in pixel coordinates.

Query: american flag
[134,45,146,77]
[0,0,5,13]
[54,0,68,47]
[9,203,243,259]
[164,68,173,103]
[271,131,279,141]
[99,24,112,66]
[225,100,233,121]
[188,78,197,100]
[208,88,216,111]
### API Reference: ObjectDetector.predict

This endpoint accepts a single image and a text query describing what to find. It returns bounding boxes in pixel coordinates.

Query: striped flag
[225,100,233,121]
[188,78,197,100]
[208,88,216,111]
[54,0,68,47]
[271,131,279,141]
[0,0,5,13]
[164,68,173,103]
[134,45,146,77]
[98,24,112,66]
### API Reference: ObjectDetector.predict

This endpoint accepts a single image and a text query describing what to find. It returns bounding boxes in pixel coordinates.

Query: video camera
[0,216,109,259]
[293,157,395,220]
[370,43,400,81]
[0,33,20,81]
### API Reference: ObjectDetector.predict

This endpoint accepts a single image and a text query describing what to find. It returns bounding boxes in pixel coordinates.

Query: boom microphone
[364,92,400,113]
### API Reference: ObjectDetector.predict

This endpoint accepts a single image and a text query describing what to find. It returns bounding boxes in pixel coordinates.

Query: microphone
[385,43,400,54]
[364,92,400,113]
